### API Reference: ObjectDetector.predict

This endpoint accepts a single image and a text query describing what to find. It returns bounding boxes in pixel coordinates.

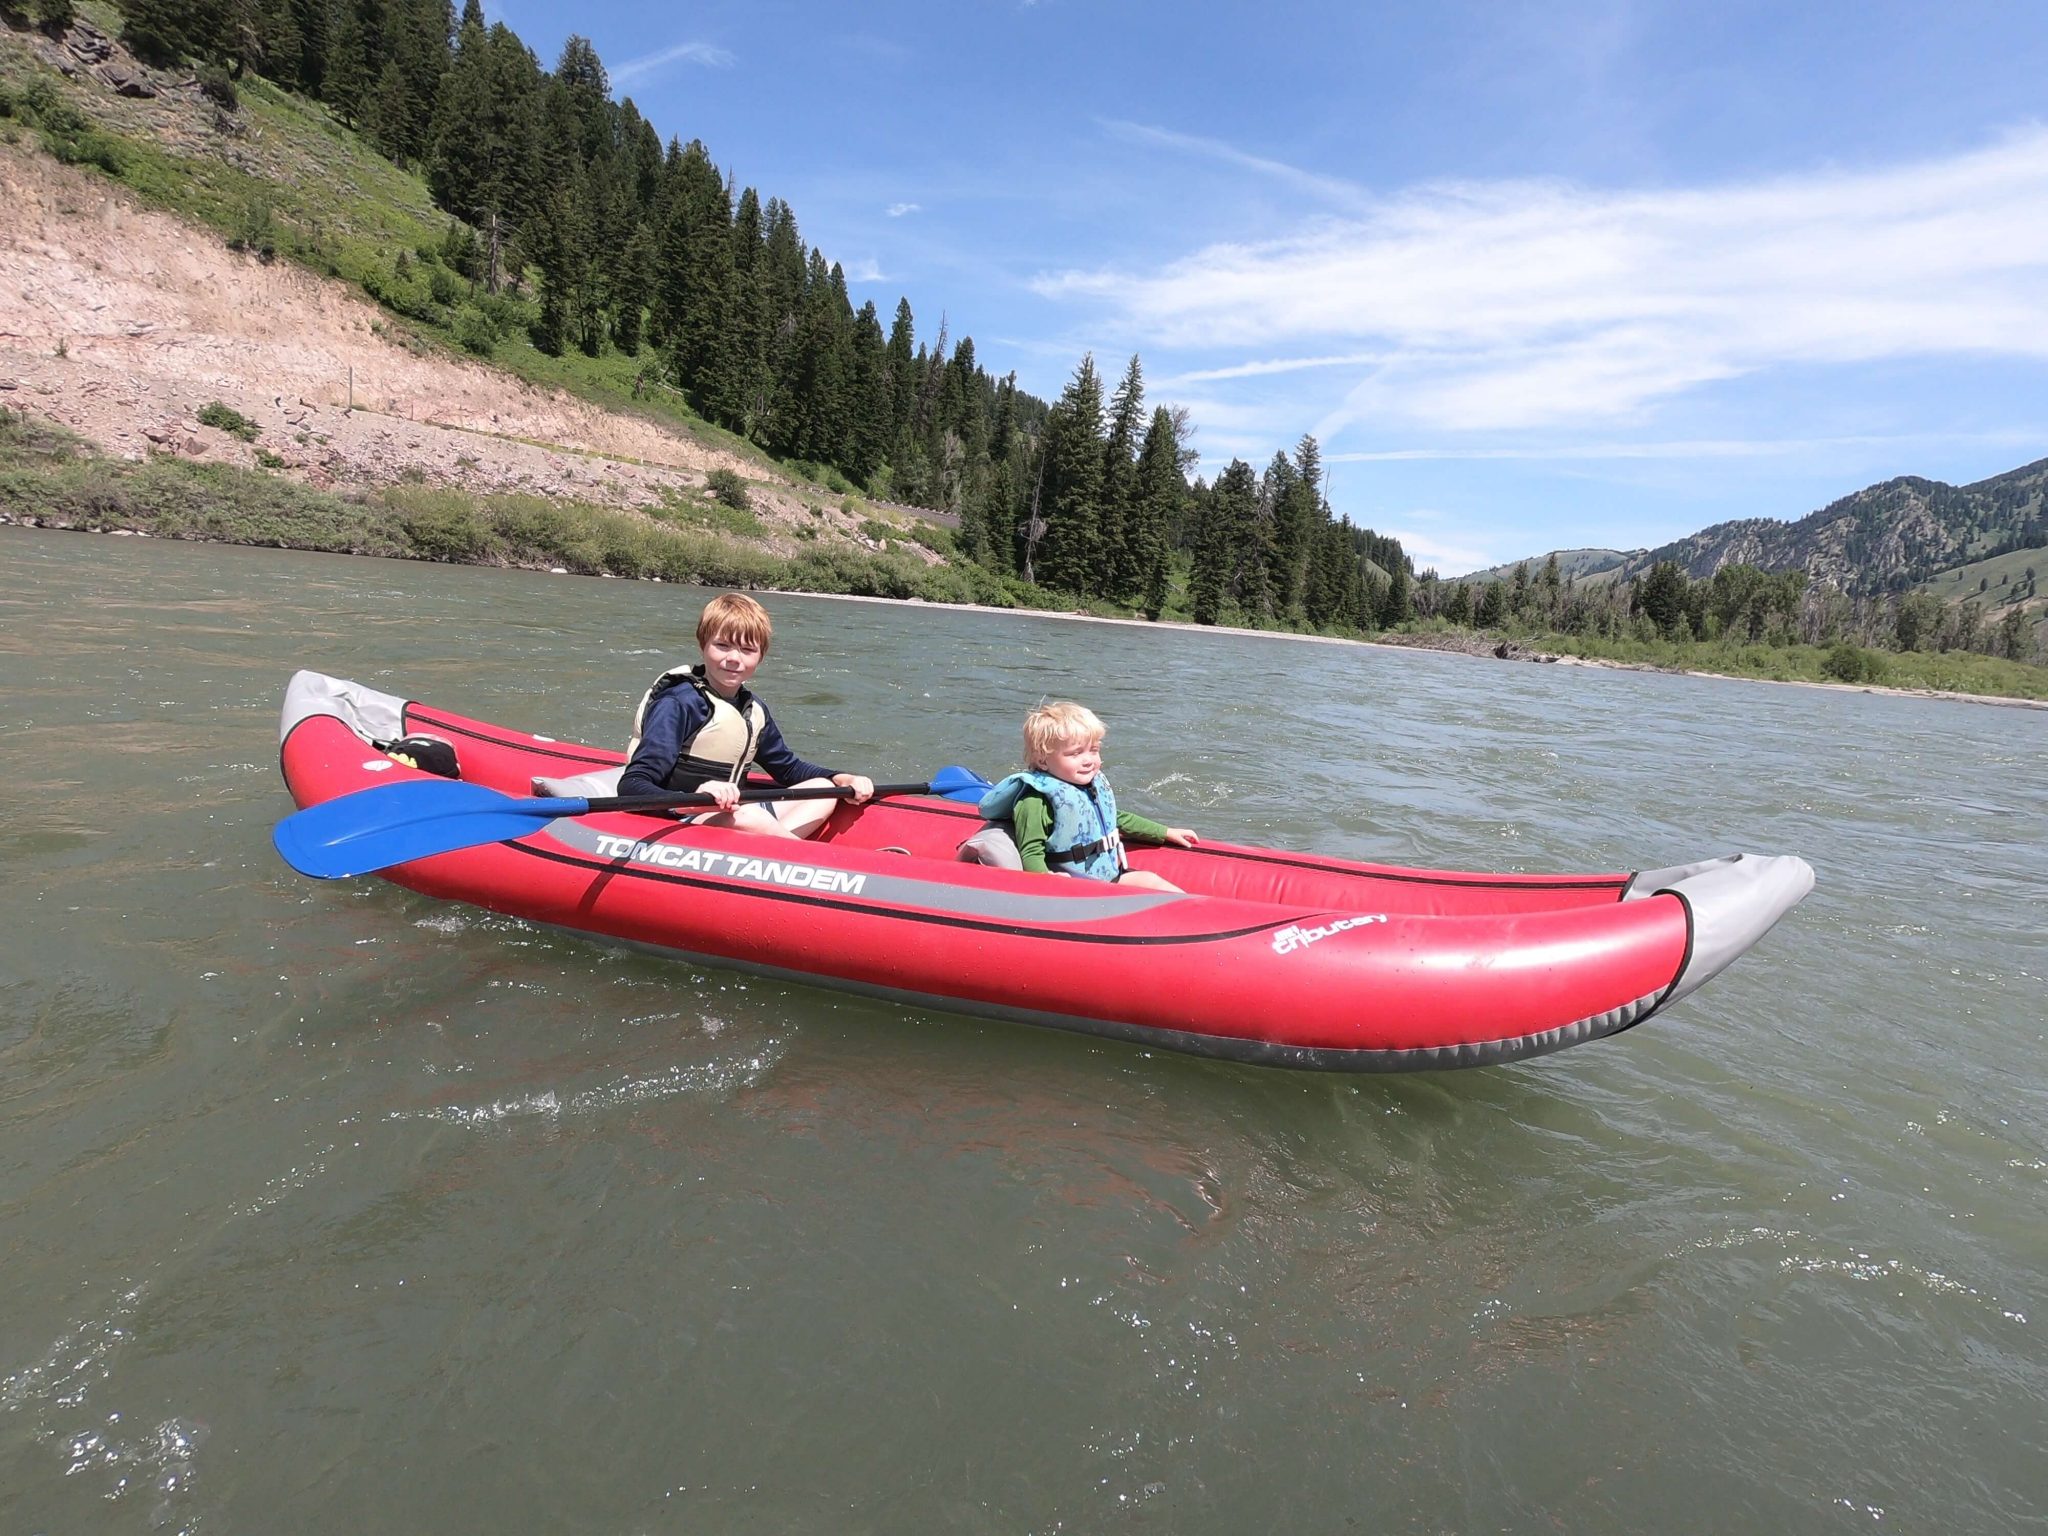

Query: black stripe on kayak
[502,840,1302,947]
[859,797,1633,894]
[404,708,625,769]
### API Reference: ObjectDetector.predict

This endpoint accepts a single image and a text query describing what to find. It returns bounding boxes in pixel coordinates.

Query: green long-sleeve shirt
[1009,791,1171,876]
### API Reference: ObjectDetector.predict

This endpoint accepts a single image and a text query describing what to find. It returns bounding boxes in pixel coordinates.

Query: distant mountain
[1457,547,1634,586]
[1457,456,2048,596]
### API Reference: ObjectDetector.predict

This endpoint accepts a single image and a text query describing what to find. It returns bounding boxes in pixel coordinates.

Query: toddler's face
[1042,734,1103,787]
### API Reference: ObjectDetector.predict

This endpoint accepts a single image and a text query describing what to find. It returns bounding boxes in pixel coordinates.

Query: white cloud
[844,258,887,284]
[886,202,922,218]
[1035,127,2048,433]
[613,41,735,84]
[1383,526,1502,575]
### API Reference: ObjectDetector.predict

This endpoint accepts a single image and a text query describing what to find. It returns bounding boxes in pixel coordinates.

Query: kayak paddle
[274,767,994,880]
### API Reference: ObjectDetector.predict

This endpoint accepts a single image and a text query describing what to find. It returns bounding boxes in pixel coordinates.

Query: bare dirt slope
[0,142,831,525]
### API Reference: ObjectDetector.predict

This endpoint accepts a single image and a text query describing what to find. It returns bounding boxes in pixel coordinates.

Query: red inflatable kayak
[277,671,1814,1071]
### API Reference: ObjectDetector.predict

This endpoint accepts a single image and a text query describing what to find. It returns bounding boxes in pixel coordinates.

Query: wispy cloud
[886,202,922,218]
[1155,352,1400,386]
[1098,120,1372,212]
[844,258,887,284]
[1037,127,2048,434]
[1328,429,2048,463]
[612,40,735,85]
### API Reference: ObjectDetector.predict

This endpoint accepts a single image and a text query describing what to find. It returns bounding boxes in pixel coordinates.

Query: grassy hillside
[1456,548,1633,584]
[1919,545,2046,614]
[0,8,780,475]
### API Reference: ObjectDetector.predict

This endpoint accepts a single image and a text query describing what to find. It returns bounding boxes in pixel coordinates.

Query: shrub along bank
[0,409,1018,605]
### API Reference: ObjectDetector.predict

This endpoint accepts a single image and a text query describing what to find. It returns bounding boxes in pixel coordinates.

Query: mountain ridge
[1459,456,2048,596]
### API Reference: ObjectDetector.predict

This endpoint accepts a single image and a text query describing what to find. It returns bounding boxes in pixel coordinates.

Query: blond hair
[1023,700,1106,770]
[696,592,772,653]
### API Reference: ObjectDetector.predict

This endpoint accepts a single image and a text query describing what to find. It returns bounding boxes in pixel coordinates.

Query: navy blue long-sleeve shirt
[617,682,833,798]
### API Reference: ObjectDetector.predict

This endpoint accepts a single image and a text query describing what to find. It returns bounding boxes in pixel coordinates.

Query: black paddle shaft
[580,781,934,816]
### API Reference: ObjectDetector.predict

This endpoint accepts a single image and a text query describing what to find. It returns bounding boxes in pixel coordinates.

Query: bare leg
[1116,869,1182,893]
[695,777,838,840]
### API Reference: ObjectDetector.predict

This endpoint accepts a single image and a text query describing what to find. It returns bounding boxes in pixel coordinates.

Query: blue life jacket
[979,770,1125,882]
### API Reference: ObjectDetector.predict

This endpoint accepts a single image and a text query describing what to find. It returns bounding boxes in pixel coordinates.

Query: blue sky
[493,0,2048,575]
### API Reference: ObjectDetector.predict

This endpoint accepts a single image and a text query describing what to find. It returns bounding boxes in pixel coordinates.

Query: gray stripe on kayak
[539,818,1184,924]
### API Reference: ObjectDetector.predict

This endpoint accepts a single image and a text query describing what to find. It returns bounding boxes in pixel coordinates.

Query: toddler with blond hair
[975,701,1197,892]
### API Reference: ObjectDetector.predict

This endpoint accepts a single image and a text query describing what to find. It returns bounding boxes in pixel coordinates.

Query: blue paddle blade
[928,765,994,803]
[273,779,587,880]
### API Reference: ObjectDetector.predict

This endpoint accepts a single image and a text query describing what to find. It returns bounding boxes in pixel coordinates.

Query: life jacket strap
[1044,837,1110,867]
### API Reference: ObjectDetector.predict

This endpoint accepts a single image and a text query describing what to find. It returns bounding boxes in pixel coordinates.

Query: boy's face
[701,630,764,697]
[1041,733,1103,788]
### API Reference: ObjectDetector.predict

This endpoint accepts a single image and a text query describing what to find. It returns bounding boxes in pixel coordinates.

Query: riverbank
[796,589,2048,711]
[6,495,2044,711]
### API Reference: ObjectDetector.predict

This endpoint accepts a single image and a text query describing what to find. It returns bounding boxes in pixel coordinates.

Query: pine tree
[364,59,413,163]
[386,0,452,162]
[1033,356,1106,596]
[121,0,224,67]
[281,0,329,91]
[1270,434,1322,618]
[427,19,543,288]
[748,198,808,447]
[324,0,391,127]
[777,250,853,463]
[525,188,590,356]
[654,142,743,424]
[1190,459,1257,625]
[1303,520,1352,628]
[843,300,891,487]
[1132,405,1184,620]
[552,34,610,166]
[884,298,917,454]
[978,374,1023,574]
[1099,355,1145,598]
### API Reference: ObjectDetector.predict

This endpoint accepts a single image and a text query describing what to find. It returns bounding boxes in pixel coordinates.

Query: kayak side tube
[1622,853,1817,1008]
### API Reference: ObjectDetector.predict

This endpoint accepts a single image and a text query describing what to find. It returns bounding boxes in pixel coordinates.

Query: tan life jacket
[627,665,766,789]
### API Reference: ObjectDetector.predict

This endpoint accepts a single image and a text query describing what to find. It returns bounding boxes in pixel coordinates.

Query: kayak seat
[955,824,1023,870]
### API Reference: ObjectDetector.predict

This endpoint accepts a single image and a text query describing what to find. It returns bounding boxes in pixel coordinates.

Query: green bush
[451,303,498,356]
[705,467,751,512]
[0,404,83,460]
[196,401,259,441]
[227,197,276,261]
[196,66,238,112]
[22,76,82,133]
[1822,640,1869,683]
[395,495,496,563]
[908,520,956,555]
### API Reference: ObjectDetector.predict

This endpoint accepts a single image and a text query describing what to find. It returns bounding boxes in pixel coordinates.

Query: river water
[2,525,2044,1534]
